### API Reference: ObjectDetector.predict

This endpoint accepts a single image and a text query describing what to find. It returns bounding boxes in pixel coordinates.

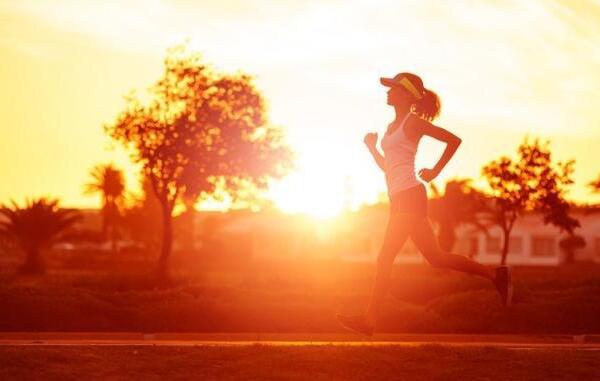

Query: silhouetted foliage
[105,45,293,275]
[84,163,126,251]
[428,179,489,253]
[61,228,104,244]
[559,234,586,264]
[120,177,162,254]
[0,198,81,274]
[481,138,578,265]
[588,174,600,195]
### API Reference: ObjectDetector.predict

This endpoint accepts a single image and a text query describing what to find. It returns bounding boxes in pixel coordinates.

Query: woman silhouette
[337,72,512,336]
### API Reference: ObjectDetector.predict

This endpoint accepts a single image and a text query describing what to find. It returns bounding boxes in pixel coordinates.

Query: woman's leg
[364,213,411,326]
[409,217,494,281]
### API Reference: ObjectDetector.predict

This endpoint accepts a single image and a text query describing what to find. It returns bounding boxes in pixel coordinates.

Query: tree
[0,198,81,274]
[428,178,489,253]
[481,138,578,265]
[120,176,162,254]
[177,161,207,252]
[588,174,600,194]
[105,45,293,275]
[583,174,600,214]
[559,234,586,263]
[83,163,126,251]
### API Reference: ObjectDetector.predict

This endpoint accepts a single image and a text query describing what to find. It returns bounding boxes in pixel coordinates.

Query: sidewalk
[1,332,599,348]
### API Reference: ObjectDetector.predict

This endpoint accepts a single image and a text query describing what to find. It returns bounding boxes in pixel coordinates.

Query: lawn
[1,249,600,334]
[0,344,598,380]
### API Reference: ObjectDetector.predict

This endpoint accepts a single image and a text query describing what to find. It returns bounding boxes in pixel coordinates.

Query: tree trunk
[110,226,118,255]
[158,203,173,276]
[20,247,44,275]
[182,200,196,252]
[101,205,109,241]
[500,229,510,265]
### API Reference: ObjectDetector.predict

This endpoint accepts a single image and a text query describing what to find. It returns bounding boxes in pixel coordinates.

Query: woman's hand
[418,167,439,182]
[363,132,378,151]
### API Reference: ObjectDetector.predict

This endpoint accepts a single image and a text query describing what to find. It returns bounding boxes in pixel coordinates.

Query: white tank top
[380,112,421,195]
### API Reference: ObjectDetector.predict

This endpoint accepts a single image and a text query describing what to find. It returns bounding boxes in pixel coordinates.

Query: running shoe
[494,265,513,306]
[336,314,374,337]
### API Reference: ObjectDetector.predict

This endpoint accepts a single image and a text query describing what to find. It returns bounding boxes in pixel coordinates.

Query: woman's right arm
[364,133,386,172]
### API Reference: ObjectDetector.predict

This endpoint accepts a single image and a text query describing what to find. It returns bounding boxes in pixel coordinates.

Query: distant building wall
[450,212,600,265]
[198,208,600,266]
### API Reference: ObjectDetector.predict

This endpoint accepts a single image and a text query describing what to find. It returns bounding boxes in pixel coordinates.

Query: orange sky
[1,0,600,217]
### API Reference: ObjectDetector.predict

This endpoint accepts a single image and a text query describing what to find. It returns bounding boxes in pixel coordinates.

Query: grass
[0,344,598,380]
[1,249,600,333]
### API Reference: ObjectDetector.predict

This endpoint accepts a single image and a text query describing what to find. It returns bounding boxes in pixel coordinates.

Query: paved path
[1,333,599,350]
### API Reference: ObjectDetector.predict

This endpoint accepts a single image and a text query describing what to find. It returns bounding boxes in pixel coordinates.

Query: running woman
[337,72,512,337]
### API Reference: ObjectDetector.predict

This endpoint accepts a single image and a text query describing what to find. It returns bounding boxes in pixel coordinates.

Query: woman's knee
[424,251,450,268]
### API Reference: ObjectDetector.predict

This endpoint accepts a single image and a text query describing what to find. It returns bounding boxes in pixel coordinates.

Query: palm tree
[585,174,600,214]
[588,174,600,194]
[84,163,125,245]
[428,179,490,254]
[0,198,81,274]
[120,176,162,253]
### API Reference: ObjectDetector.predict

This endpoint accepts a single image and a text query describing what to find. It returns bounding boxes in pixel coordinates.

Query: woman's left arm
[415,119,462,182]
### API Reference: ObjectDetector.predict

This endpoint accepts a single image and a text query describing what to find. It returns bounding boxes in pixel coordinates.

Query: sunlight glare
[267,166,346,220]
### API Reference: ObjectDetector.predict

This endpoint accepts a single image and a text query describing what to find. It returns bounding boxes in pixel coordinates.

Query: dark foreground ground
[1,344,598,381]
[2,261,600,334]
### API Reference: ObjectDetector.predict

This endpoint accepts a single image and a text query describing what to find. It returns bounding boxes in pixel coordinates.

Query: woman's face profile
[386,86,411,106]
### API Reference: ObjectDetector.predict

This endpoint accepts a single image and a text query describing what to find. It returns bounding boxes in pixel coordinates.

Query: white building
[22,204,594,266]
[204,207,600,266]
[452,212,600,266]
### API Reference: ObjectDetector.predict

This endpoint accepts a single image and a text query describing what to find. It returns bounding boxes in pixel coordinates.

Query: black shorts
[388,184,428,217]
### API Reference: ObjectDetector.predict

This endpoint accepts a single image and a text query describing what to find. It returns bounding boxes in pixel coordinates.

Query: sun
[267,169,347,220]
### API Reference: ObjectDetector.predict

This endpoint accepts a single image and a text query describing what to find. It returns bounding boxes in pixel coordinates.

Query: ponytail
[390,72,442,121]
[414,88,441,121]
